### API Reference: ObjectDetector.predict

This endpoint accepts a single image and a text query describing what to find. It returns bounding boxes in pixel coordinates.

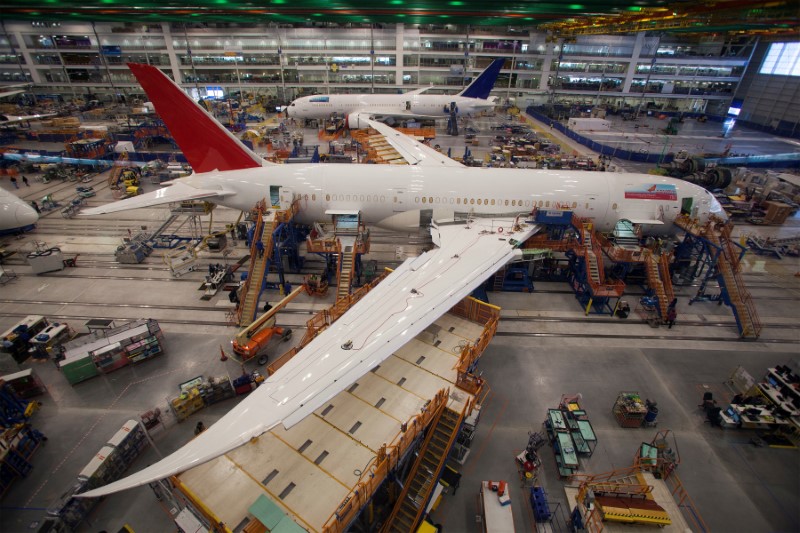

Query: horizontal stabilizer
[80,180,230,215]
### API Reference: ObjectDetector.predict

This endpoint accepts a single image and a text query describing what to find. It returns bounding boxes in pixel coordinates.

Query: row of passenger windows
[418,197,580,209]
[312,193,584,210]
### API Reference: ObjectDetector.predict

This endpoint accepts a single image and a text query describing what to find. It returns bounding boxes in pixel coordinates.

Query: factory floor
[1,202,797,533]
[0,119,798,533]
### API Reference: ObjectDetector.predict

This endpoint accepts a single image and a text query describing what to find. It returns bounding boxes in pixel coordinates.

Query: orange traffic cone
[219,345,228,362]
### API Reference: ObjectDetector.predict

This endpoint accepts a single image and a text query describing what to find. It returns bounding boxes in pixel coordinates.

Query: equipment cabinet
[59,319,164,385]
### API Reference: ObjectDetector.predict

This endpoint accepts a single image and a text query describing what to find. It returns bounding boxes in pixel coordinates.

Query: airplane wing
[0,90,24,100]
[367,119,465,168]
[402,86,432,96]
[78,215,540,498]
[0,113,57,125]
[80,180,234,215]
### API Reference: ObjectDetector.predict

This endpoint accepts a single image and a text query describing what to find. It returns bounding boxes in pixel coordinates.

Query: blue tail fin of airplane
[458,58,505,99]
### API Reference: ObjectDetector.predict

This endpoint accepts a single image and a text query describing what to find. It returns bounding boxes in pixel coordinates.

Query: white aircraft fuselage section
[183,166,723,233]
[0,188,39,231]
[286,93,496,121]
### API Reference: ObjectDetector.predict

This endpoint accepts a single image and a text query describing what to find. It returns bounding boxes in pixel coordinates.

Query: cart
[62,254,79,268]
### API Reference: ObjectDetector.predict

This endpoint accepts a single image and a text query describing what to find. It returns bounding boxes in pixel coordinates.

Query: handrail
[321,389,451,533]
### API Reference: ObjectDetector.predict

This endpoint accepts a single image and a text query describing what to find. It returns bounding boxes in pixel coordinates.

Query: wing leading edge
[78,216,539,498]
[80,180,233,215]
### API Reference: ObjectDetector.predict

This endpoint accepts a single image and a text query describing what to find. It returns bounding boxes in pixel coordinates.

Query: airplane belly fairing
[77,215,540,498]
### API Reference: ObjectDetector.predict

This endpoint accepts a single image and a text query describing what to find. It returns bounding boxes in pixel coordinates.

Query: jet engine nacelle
[346,112,372,129]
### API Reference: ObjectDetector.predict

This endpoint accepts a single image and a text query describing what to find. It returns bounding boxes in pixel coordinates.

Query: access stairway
[674,215,761,338]
[382,404,465,533]
[238,202,275,326]
[705,226,761,338]
[336,241,357,301]
[644,252,675,321]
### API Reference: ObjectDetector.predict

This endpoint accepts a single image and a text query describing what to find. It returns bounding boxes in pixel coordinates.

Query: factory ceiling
[2,1,798,36]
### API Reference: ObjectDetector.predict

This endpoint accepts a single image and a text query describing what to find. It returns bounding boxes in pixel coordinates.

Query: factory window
[314,451,329,465]
[278,482,296,500]
[262,469,279,485]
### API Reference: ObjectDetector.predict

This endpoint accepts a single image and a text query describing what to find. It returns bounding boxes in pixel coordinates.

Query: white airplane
[284,58,505,128]
[0,112,57,127]
[0,188,39,232]
[78,63,725,498]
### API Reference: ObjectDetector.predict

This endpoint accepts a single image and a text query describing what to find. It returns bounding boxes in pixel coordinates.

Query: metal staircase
[238,203,274,326]
[382,404,465,533]
[582,223,602,285]
[336,239,357,301]
[644,253,669,321]
[706,227,761,338]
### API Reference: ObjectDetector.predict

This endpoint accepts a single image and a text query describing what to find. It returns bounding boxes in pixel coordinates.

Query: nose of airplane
[16,203,39,227]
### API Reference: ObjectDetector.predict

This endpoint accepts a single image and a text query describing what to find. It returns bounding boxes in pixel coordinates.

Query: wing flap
[80,180,231,215]
[366,119,465,168]
[77,216,539,498]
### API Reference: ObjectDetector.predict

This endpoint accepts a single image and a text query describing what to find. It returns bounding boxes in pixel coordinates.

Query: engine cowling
[346,112,372,129]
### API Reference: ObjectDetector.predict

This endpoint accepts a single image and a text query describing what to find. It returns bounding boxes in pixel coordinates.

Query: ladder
[382,405,465,533]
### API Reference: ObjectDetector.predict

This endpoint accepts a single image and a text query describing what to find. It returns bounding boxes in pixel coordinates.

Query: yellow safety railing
[321,389,452,533]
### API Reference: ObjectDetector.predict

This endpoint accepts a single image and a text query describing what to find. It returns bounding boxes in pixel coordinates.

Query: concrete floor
[0,117,799,533]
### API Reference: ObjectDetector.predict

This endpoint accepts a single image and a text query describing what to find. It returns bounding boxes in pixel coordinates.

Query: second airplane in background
[285,58,505,128]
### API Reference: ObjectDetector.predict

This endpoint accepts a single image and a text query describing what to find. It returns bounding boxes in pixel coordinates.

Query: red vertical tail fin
[127,63,265,173]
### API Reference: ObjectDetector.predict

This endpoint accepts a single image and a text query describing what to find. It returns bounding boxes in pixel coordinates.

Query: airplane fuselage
[184,166,724,233]
[0,187,39,232]
[286,93,496,121]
